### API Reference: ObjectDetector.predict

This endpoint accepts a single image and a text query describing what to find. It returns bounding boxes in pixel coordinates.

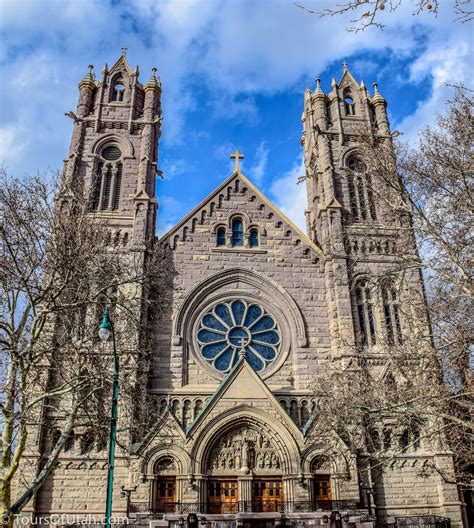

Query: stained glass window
[197,300,281,374]
[216,228,226,247]
[249,229,259,248]
[232,219,244,247]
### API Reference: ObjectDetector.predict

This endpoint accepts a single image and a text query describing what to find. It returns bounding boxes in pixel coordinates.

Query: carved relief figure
[209,426,281,473]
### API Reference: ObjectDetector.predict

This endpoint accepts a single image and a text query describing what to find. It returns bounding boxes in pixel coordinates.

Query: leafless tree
[295,0,473,32]
[309,86,473,484]
[0,169,172,527]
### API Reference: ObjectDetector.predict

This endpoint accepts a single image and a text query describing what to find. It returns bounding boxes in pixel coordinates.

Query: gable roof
[186,357,301,438]
[160,169,324,257]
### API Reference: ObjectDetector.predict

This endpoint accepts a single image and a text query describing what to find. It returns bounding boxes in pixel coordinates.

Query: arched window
[231,218,244,247]
[216,227,226,247]
[64,431,74,452]
[249,228,259,248]
[112,82,125,102]
[80,431,94,455]
[382,283,402,345]
[51,429,61,450]
[344,91,356,115]
[90,145,123,212]
[354,279,376,348]
[347,156,376,222]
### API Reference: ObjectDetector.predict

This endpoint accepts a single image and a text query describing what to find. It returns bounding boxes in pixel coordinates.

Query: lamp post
[99,307,119,528]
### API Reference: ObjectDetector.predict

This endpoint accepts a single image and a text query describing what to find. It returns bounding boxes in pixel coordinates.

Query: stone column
[238,475,253,510]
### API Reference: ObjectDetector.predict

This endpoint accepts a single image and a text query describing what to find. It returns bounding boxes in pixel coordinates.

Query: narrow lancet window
[355,280,376,348]
[347,156,376,222]
[344,90,356,115]
[216,227,226,247]
[112,83,125,102]
[382,283,403,345]
[249,229,259,248]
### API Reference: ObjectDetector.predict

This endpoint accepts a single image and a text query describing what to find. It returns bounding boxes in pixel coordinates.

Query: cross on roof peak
[230,149,244,173]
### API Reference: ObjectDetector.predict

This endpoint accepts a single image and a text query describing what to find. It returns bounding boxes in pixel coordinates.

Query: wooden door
[208,479,238,513]
[253,479,283,512]
[314,475,332,510]
[155,477,176,513]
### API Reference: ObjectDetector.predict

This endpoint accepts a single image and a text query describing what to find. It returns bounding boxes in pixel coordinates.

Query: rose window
[197,300,281,374]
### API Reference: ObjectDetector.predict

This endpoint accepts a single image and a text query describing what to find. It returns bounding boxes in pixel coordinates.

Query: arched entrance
[202,423,286,513]
[153,457,177,513]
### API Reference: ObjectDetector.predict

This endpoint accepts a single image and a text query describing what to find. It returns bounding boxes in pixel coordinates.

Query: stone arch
[173,267,307,349]
[227,211,251,229]
[142,444,190,478]
[340,146,361,169]
[301,441,352,477]
[90,133,134,159]
[191,406,300,476]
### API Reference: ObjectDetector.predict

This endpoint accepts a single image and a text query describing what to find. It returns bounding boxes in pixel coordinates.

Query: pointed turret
[79,64,96,90]
[314,78,325,98]
[77,64,97,118]
[372,82,385,105]
[372,82,390,134]
[144,67,162,93]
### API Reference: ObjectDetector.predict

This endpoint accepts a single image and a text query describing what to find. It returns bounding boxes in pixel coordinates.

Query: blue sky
[0,0,472,233]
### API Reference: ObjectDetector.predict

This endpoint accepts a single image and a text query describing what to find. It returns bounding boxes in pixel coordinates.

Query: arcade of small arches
[150,395,318,431]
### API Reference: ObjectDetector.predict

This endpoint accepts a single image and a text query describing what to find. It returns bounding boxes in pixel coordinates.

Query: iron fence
[130,499,361,515]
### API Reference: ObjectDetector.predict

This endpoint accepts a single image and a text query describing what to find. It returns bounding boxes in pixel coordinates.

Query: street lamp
[99,307,119,528]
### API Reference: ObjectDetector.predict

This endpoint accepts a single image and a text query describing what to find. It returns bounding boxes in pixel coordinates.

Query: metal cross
[230,150,244,172]
[121,47,128,57]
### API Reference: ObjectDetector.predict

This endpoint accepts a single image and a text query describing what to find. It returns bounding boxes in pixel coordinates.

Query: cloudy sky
[0,0,472,234]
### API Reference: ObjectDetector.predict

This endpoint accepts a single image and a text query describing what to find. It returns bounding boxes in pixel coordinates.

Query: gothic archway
[192,407,300,512]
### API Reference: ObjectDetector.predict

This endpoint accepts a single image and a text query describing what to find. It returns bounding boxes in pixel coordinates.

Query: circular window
[347,156,366,173]
[101,145,122,161]
[197,300,281,374]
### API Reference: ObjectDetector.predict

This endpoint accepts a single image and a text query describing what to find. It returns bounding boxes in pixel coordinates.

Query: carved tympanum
[209,427,281,474]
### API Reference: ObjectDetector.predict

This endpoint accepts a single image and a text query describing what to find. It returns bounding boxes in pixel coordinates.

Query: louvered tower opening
[112,163,123,210]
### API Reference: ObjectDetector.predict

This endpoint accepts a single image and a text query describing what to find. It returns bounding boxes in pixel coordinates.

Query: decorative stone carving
[209,427,281,474]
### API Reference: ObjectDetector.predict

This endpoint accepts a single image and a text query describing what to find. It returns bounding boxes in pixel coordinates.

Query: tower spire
[314,78,325,97]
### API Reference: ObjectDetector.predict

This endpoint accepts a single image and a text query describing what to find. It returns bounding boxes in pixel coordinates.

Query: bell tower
[63,50,162,250]
[302,63,393,252]
[301,65,401,360]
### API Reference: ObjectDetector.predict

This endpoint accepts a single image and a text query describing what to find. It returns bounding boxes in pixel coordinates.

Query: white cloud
[0,0,471,182]
[0,125,26,163]
[248,141,269,185]
[397,39,473,143]
[269,156,307,231]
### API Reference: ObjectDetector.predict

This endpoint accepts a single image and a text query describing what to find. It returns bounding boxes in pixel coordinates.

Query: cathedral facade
[23,53,464,527]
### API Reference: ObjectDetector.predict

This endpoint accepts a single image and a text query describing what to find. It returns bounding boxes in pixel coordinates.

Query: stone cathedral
[23,53,465,527]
